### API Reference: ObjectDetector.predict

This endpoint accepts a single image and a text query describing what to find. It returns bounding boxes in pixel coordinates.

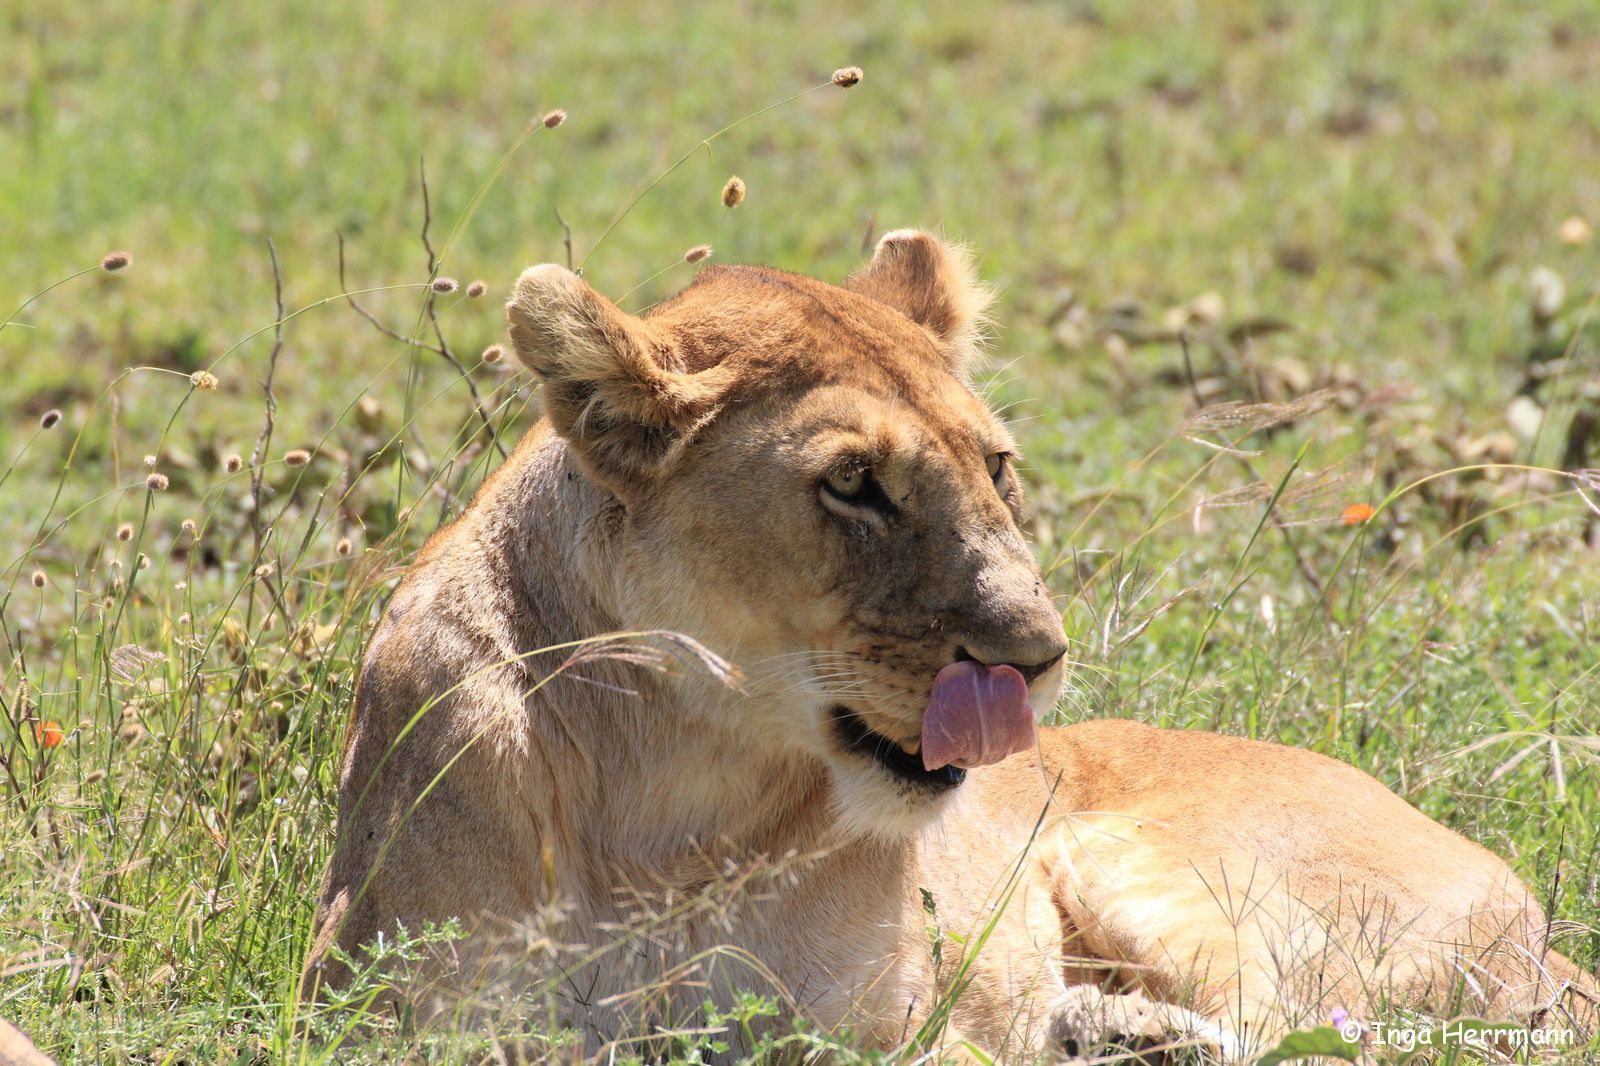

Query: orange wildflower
[1341,503,1377,526]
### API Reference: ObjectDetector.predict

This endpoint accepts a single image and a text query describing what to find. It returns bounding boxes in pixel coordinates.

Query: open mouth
[828,706,966,790]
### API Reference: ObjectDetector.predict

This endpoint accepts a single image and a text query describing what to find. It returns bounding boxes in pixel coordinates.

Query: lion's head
[506,231,1067,834]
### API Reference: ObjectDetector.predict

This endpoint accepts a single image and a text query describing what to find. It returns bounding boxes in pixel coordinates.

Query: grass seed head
[101,250,132,272]
[431,276,459,294]
[721,176,746,208]
[542,109,566,129]
[336,537,352,556]
[40,408,62,430]
[31,569,46,588]
[117,523,134,542]
[684,244,713,263]
[1528,266,1565,323]
[181,518,197,537]
[224,454,244,473]
[482,344,504,365]
[832,66,863,88]
[466,279,487,298]
[1558,215,1592,245]
[255,563,275,579]
[143,453,158,468]
[284,448,312,467]
[146,471,169,491]
[190,370,219,391]
[1188,291,1225,326]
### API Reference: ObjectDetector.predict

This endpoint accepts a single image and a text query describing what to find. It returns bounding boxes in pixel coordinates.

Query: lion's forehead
[727,381,998,478]
[650,263,1014,481]
[648,263,955,375]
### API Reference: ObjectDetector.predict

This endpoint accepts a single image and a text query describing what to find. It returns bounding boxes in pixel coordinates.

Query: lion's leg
[1044,820,1600,1058]
[1041,821,1310,1056]
[302,765,542,1017]
[1536,951,1600,1040]
[1401,898,1600,1041]
[1027,723,1598,1059]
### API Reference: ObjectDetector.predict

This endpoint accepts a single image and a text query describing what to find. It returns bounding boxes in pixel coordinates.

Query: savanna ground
[3,1,1599,1062]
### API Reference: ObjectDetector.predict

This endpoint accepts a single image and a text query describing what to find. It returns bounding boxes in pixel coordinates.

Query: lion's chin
[824,758,963,839]
[810,704,969,837]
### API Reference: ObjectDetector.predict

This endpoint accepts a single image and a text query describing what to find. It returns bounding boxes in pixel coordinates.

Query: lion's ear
[846,230,993,375]
[506,265,722,493]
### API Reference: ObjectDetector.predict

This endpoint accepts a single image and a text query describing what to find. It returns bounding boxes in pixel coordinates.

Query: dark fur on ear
[506,264,725,494]
[846,229,993,375]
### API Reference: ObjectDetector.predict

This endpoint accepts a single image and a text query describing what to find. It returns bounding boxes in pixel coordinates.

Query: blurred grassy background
[8,1,1600,442]
[3,0,1599,1061]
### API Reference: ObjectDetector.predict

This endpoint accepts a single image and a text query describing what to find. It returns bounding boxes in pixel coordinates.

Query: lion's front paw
[1046,985,1223,1064]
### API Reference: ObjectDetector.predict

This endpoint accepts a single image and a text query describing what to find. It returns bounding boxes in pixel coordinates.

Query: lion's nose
[954,532,1069,685]
[955,643,1067,685]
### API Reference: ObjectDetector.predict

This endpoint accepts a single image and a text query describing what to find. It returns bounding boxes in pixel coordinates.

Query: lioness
[306,231,1596,1058]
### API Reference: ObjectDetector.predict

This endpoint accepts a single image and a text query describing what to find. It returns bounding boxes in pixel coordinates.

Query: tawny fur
[306,232,1596,1058]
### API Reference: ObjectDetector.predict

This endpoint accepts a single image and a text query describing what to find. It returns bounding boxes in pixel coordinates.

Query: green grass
[3,0,1599,1061]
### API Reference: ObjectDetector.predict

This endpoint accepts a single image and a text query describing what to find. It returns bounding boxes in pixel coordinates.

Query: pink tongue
[921,661,1036,771]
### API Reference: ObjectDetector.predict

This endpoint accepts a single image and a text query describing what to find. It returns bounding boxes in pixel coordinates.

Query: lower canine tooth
[899,739,921,756]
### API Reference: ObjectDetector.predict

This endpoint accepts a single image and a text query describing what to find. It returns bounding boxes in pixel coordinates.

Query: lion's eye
[824,467,867,501]
[819,465,896,518]
[986,452,1007,486]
